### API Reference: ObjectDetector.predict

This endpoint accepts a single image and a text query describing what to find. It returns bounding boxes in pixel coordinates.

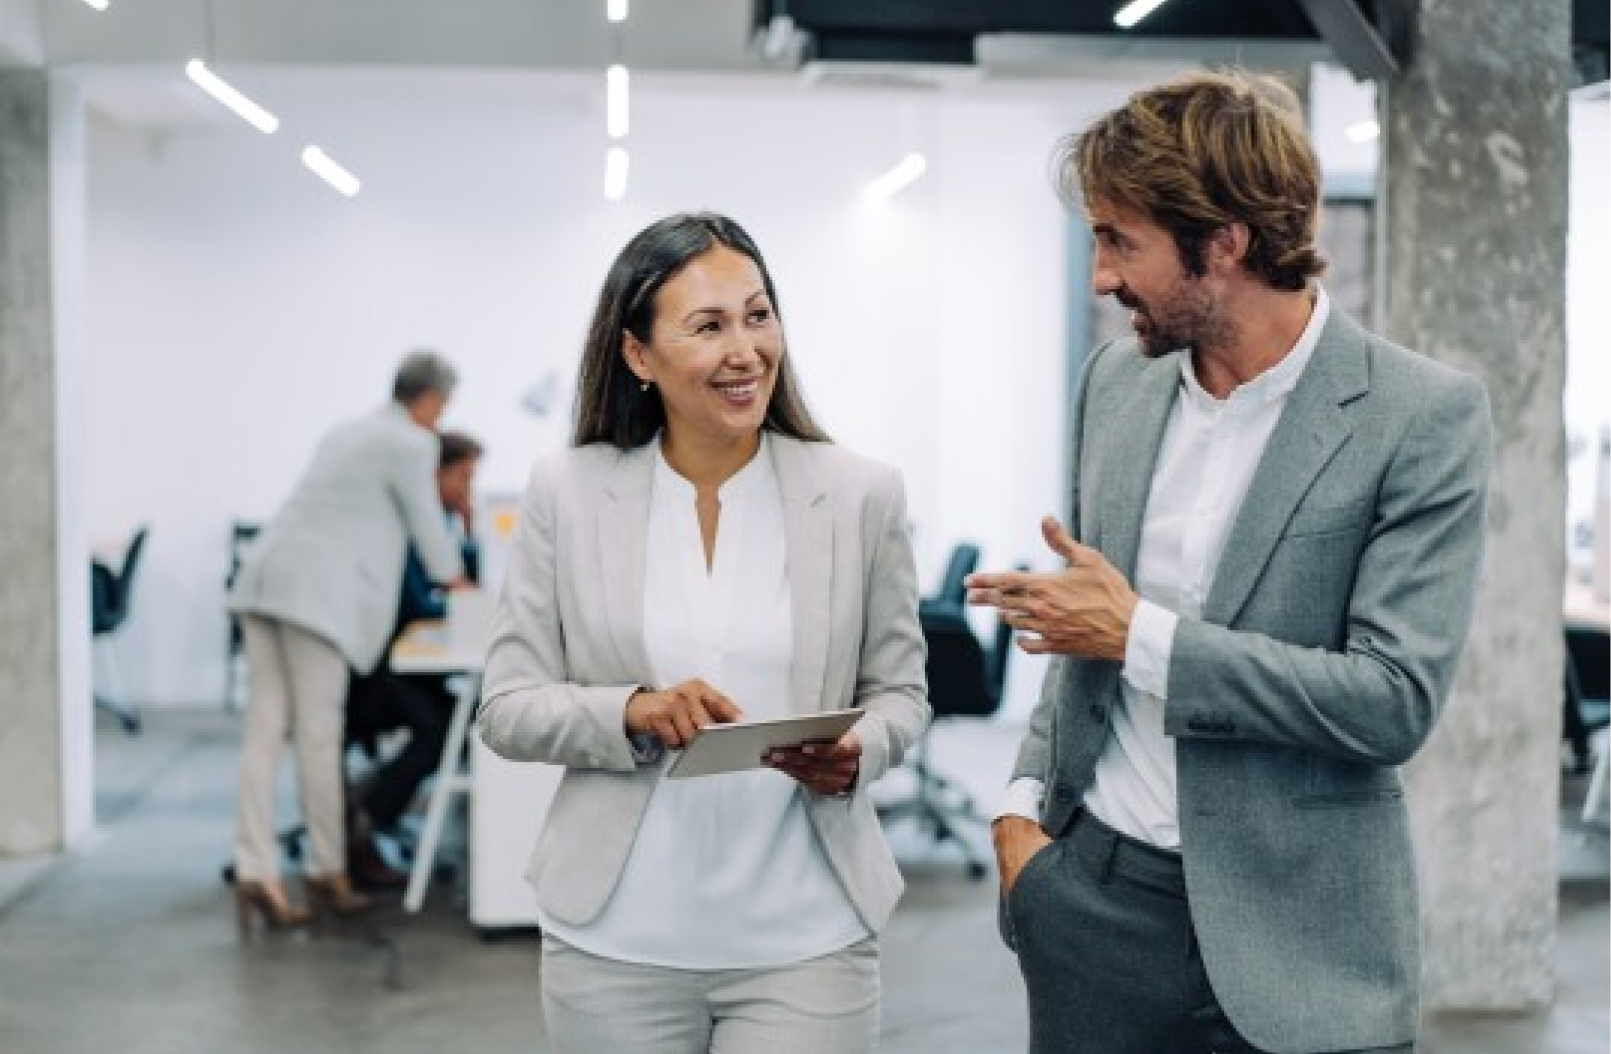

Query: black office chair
[883,596,1014,879]
[931,542,981,607]
[223,522,261,711]
[1564,623,1610,821]
[91,526,149,735]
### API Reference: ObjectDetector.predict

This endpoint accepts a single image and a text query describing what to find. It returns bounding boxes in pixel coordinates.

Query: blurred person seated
[346,430,485,891]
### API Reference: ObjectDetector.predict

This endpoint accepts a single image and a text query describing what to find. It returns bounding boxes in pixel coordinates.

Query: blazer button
[1089,704,1107,723]
[1052,785,1075,803]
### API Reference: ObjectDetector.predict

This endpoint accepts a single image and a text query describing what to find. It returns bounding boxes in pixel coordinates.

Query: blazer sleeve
[1163,372,1493,766]
[850,466,932,787]
[476,459,645,772]
[391,430,464,585]
[1010,341,1112,783]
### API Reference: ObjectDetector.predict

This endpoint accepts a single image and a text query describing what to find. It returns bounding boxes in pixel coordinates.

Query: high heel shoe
[304,873,374,918]
[235,880,313,938]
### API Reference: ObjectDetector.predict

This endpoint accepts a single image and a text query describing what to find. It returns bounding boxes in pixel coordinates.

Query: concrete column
[0,70,92,855]
[1383,0,1571,1013]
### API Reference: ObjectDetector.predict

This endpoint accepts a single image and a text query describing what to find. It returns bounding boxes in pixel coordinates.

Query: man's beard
[1118,280,1226,360]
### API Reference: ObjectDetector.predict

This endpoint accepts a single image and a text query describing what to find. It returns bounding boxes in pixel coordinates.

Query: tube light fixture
[1113,0,1171,29]
[185,60,280,134]
[82,0,110,10]
[607,65,630,139]
[302,146,361,197]
[864,153,927,203]
[1345,119,1381,143]
[604,147,630,201]
[607,0,628,23]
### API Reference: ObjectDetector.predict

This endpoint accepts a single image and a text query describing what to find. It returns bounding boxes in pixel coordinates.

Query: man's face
[437,456,478,514]
[1087,199,1224,359]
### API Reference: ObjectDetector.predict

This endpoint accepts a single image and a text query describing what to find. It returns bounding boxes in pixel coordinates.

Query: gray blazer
[1014,309,1492,1052]
[229,404,464,674]
[478,435,930,934]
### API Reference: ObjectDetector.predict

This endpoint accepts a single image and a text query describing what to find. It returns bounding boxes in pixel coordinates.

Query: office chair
[883,596,1014,879]
[1564,623,1610,822]
[91,526,149,735]
[223,521,261,711]
[931,542,981,607]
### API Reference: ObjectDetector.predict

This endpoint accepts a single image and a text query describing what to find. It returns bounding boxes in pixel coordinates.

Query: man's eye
[696,320,720,334]
[747,309,772,324]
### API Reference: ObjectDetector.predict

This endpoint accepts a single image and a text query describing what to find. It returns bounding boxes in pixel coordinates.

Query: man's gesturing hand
[965,516,1139,662]
[624,680,743,749]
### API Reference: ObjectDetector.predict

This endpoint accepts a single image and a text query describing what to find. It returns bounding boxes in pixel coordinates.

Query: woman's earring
[640,380,652,393]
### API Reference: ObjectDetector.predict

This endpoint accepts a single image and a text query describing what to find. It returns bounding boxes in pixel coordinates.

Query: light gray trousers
[540,935,880,1054]
[234,614,350,881]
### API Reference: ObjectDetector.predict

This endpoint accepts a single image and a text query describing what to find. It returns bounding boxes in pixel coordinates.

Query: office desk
[1565,580,1611,632]
[389,622,560,927]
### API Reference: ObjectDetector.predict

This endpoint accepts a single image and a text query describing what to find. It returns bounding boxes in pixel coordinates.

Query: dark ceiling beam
[1292,0,1400,79]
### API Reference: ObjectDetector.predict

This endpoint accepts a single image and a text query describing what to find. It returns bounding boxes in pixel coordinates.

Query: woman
[228,350,469,934]
[478,213,929,1053]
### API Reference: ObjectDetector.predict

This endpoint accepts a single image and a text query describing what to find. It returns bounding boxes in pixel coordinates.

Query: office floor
[0,711,1605,1054]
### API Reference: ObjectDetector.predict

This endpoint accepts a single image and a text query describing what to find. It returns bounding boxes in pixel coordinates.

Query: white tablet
[664,708,865,779]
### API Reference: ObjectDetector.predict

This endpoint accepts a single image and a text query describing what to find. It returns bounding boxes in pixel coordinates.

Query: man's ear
[1209,222,1251,272]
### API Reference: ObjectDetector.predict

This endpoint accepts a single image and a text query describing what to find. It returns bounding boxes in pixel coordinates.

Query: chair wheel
[220,863,237,886]
[966,861,988,881]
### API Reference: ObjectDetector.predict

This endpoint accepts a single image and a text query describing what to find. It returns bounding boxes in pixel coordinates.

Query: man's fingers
[1040,516,1078,560]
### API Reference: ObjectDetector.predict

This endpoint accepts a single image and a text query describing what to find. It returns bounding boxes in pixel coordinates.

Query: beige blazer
[229,404,464,674]
[478,434,930,933]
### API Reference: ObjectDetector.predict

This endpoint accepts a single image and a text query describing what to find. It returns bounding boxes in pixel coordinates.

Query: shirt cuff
[1121,599,1178,700]
[992,777,1046,824]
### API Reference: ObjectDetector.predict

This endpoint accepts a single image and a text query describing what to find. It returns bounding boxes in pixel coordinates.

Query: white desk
[389,621,561,926]
[1565,580,1611,633]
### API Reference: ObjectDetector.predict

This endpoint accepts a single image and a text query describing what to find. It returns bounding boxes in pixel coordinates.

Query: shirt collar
[1180,284,1330,411]
[652,431,774,503]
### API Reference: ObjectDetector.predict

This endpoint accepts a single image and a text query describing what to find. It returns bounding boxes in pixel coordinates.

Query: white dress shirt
[999,287,1330,847]
[539,433,869,967]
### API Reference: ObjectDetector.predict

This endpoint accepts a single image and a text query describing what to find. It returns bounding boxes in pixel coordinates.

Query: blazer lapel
[1095,356,1179,579]
[1205,312,1370,627]
[770,435,833,716]
[599,444,655,677]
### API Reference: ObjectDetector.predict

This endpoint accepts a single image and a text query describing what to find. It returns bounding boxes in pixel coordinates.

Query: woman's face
[622,246,781,448]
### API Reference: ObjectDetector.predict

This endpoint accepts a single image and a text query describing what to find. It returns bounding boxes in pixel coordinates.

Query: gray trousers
[1000,809,1414,1054]
[540,935,879,1054]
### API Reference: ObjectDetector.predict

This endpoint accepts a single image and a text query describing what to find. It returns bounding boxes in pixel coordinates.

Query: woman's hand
[766,730,862,797]
[624,679,743,749]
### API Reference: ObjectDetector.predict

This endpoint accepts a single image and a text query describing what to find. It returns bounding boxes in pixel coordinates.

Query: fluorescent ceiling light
[607,65,630,139]
[864,153,927,202]
[604,147,629,201]
[301,146,361,197]
[607,0,628,23]
[1345,119,1381,143]
[82,0,110,10]
[1113,0,1172,29]
[185,60,279,134]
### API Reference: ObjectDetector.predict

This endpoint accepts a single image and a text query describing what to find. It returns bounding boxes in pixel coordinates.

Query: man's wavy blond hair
[1058,69,1327,292]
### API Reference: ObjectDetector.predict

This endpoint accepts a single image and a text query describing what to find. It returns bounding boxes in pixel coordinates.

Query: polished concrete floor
[0,710,1604,1054]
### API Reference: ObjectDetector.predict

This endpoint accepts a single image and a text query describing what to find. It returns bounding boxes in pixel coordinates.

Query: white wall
[84,71,1089,717]
[1566,94,1610,558]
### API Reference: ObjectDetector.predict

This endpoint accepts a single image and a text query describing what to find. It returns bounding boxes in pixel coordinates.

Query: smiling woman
[477,211,929,1054]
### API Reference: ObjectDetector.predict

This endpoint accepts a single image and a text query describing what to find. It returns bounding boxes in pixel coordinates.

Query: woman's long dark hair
[571,212,830,449]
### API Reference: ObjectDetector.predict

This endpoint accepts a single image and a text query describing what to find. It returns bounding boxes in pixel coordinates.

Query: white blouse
[537,433,869,968]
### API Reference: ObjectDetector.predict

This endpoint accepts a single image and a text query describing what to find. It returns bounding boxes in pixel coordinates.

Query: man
[969,71,1491,1054]
[346,431,484,890]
